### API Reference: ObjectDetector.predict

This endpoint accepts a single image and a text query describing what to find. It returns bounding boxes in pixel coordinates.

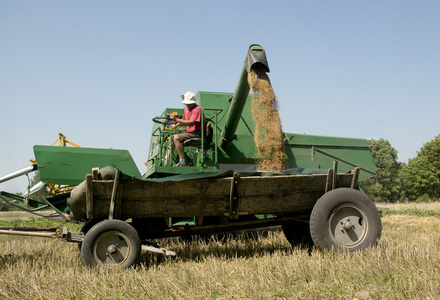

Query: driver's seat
[183,122,213,150]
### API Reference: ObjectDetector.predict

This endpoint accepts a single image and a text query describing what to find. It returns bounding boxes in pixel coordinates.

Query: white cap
[181,91,197,104]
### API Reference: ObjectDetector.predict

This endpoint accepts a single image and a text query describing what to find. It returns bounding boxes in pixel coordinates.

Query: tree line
[361,135,440,202]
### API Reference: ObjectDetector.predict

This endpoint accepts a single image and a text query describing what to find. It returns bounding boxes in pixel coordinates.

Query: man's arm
[169,113,196,127]
[175,118,196,127]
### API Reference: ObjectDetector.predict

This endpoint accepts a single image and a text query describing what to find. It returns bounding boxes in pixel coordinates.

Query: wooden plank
[325,168,333,193]
[85,174,94,219]
[350,167,360,189]
[91,178,231,218]
[332,160,338,190]
[89,173,355,219]
[238,174,326,214]
[92,167,99,180]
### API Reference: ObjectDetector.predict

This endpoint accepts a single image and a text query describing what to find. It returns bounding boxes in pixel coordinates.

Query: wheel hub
[93,231,131,265]
[107,244,118,254]
[328,204,368,248]
[340,219,354,231]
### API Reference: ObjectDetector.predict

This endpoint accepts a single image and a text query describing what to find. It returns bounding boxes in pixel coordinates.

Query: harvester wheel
[310,188,381,252]
[81,219,141,270]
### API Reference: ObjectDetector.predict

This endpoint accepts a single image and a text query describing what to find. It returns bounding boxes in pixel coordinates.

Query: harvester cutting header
[0,45,381,270]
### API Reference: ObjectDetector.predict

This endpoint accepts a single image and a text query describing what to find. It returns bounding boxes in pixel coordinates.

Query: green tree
[361,138,402,202]
[401,135,440,201]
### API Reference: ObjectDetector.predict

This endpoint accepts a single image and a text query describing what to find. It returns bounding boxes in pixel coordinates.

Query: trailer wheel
[310,188,381,252]
[77,218,105,251]
[81,219,141,270]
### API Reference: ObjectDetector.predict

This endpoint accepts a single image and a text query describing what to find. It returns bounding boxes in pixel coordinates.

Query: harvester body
[144,44,374,179]
[144,90,375,178]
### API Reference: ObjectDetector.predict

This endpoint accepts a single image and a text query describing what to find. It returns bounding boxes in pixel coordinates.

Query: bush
[401,135,440,200]
[417,193,432,203]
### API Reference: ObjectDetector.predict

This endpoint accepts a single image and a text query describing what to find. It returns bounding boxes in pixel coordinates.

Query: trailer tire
[81,219,141,270]
[77,218,105,251]
[310,188,381,252]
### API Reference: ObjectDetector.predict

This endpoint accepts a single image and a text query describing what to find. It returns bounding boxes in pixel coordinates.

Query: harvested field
[377,201,440,212]
[0,203,439,299]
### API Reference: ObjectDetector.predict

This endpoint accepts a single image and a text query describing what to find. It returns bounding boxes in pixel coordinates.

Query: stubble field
[0,202,439,299]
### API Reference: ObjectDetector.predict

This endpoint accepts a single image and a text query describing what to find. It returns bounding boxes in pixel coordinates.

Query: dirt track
[0,211,34,220]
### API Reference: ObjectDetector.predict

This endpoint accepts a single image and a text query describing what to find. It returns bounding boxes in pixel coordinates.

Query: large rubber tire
[77,218,105,251]
[310,188,381,252]
[81,219,141,270]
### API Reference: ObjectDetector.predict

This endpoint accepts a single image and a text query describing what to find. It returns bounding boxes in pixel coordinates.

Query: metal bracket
[229,172,241,219]
[61,227,84,243]
[218,143,230,159]
[39,196,69,221]
[141,245,176,256]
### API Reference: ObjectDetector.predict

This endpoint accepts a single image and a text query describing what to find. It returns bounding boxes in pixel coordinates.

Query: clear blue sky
[1,1,439,193]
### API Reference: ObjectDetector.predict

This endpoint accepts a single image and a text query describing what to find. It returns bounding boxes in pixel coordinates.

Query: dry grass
[377,201,440,212]
[0,203,439,299]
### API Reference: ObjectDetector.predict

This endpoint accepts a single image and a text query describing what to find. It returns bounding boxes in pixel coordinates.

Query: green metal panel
[198,91,259,163]
[284,133,375,178]
[198,92,374,178]
[34,145,141,185]
[0,191,69,214]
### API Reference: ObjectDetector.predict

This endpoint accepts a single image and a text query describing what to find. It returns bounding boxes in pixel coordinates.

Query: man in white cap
[167,91,203,166]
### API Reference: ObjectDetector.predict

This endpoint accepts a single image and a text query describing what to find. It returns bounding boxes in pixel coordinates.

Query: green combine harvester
[0,44,381,270]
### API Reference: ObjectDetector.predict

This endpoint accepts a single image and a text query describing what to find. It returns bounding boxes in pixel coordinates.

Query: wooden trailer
[72,165,381,270]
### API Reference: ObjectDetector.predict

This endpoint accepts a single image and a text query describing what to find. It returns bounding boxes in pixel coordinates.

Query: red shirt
[183,105,202,132]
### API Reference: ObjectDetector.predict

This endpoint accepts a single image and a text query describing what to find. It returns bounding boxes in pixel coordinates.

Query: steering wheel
[152,117,176,126]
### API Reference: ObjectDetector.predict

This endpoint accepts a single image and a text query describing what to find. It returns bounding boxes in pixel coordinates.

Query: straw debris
[248,68,285,172]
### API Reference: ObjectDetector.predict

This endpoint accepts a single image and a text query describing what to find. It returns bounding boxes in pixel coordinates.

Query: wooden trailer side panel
[90,178,231,219]
[87,173,355,219]
[238,174,351,214]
